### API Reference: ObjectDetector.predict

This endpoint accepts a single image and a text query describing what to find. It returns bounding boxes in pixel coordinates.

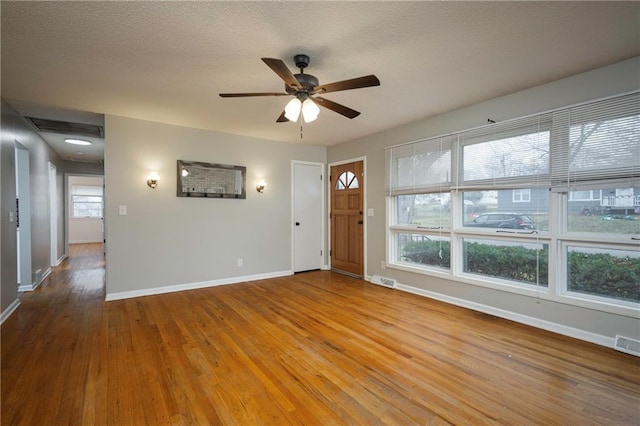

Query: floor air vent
[371,275,397,288]
[614,335,640,357]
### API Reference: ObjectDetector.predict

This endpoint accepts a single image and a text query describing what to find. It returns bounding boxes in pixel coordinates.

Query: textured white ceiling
[2,1,639,157]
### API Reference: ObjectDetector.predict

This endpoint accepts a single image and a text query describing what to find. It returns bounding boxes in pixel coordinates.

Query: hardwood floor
[2,243,639,425]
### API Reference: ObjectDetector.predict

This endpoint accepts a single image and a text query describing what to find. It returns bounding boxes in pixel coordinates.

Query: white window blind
[71,185,103,196]
[386,136,454,196]
[458,114,551,190]
[387,92,639,196]
[551,92,640,189]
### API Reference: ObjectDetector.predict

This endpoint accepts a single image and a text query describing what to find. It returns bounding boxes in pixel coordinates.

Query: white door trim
[48,162,57,266]
[15,141,32,289]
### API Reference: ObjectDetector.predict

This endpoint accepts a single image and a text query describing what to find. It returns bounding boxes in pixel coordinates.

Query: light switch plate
[119,205,127,215]
[367,208,374,217]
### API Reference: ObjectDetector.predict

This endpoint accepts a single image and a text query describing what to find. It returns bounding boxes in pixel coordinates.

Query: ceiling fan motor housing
[285,73,319,95]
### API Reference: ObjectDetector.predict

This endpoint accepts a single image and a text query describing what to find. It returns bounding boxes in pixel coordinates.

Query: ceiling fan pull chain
[300,123,303,139]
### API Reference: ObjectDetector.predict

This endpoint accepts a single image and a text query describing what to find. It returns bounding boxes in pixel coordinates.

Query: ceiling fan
[219,54,380,123]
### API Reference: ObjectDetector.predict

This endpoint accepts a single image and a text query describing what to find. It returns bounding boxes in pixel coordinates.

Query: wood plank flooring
[2,243,639,425]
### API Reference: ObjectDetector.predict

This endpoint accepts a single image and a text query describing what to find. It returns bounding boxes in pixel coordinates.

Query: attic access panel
[177,160,246,199]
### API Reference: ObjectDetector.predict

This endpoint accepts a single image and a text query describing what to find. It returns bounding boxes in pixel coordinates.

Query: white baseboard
[18,283,35,292]
[321,264,331,271]
[0,299,21,325]
[36,267,51,290]
[55,254,68,266]
[69,240,103,244]
[395,283,615,349]
[105,270,294,301]
[18,267,52,292]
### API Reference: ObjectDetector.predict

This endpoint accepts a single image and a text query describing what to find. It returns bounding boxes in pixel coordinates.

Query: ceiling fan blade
[219,92,288,98]
[261,58,301,89]
[314,74,380,94]
[276,111,289,122]
[314,96,361,119]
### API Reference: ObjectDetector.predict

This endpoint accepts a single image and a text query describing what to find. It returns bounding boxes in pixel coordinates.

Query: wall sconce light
[256,180,267,193]
[147,172,160,189]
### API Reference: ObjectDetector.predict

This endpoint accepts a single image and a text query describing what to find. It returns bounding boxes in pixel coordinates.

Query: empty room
[1,2,639,424]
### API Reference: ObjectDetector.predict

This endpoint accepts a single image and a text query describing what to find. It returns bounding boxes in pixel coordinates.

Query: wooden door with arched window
[330,161,363,277]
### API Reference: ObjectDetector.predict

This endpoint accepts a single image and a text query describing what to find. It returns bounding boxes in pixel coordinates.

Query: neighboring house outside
[497,187,640,215]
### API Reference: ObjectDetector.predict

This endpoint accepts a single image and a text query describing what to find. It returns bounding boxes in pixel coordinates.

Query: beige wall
[1,99,64,314]
[104,115,326,297]
[327,57,640,343]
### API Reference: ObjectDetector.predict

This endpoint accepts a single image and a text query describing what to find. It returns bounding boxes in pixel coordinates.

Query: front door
[330,161,364,277]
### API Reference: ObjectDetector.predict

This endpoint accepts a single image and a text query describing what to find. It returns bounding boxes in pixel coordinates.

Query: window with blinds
[71,185,103,218]
[551,92,640,189]
[385,91,639,309]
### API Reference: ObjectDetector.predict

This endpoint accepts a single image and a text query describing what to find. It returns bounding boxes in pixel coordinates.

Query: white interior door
[292,162,323,272]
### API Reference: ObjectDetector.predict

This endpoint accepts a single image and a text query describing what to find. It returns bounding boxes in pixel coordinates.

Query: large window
[386,92,639,314]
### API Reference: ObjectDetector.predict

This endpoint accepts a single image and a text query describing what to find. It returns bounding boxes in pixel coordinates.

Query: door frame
[327,156,367,277]
[48,162,58,267]
[15,141,33,290]
[291,160,326,272]
[64,173,106,255]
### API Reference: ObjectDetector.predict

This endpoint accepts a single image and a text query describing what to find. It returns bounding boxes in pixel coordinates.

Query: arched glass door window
[335,171,359,190]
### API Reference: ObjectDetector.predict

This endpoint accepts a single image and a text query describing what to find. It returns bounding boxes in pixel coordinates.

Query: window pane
[397,234,450,270]
[72,197,102,218]
[73,204,102,217]
[567,186,640,235]
[389,139,452,193]
[462,190,548,231]
[396,194,450,228]
[463,131,549,181]
[567,246,639,302]
[568,114,639,177]
[336,171,359,190]
[463,238,548,286]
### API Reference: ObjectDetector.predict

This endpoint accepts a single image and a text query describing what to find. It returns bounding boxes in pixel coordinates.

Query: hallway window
[71,185,103,218]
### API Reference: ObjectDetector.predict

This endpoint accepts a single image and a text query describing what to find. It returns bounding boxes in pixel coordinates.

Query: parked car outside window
[466,213,536,229]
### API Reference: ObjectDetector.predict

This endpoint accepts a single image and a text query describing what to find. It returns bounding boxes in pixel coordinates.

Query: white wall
[104,115,326,298]
[68,175,104,244]
[327,57,640,344]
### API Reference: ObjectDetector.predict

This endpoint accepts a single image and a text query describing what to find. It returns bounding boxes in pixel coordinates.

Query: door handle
[295,222,300,226]
[358,220,363,224]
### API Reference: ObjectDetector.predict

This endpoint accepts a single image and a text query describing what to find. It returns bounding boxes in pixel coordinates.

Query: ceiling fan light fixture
[284,98,302,122]
[302,99,319,123]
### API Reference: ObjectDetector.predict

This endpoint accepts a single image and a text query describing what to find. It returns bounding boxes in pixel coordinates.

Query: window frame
[512,188,531,203]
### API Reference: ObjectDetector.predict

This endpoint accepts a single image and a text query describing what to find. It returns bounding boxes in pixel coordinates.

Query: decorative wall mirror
[177,160,246,199]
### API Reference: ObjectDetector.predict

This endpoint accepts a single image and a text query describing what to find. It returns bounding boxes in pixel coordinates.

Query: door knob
[295,222,300,226]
